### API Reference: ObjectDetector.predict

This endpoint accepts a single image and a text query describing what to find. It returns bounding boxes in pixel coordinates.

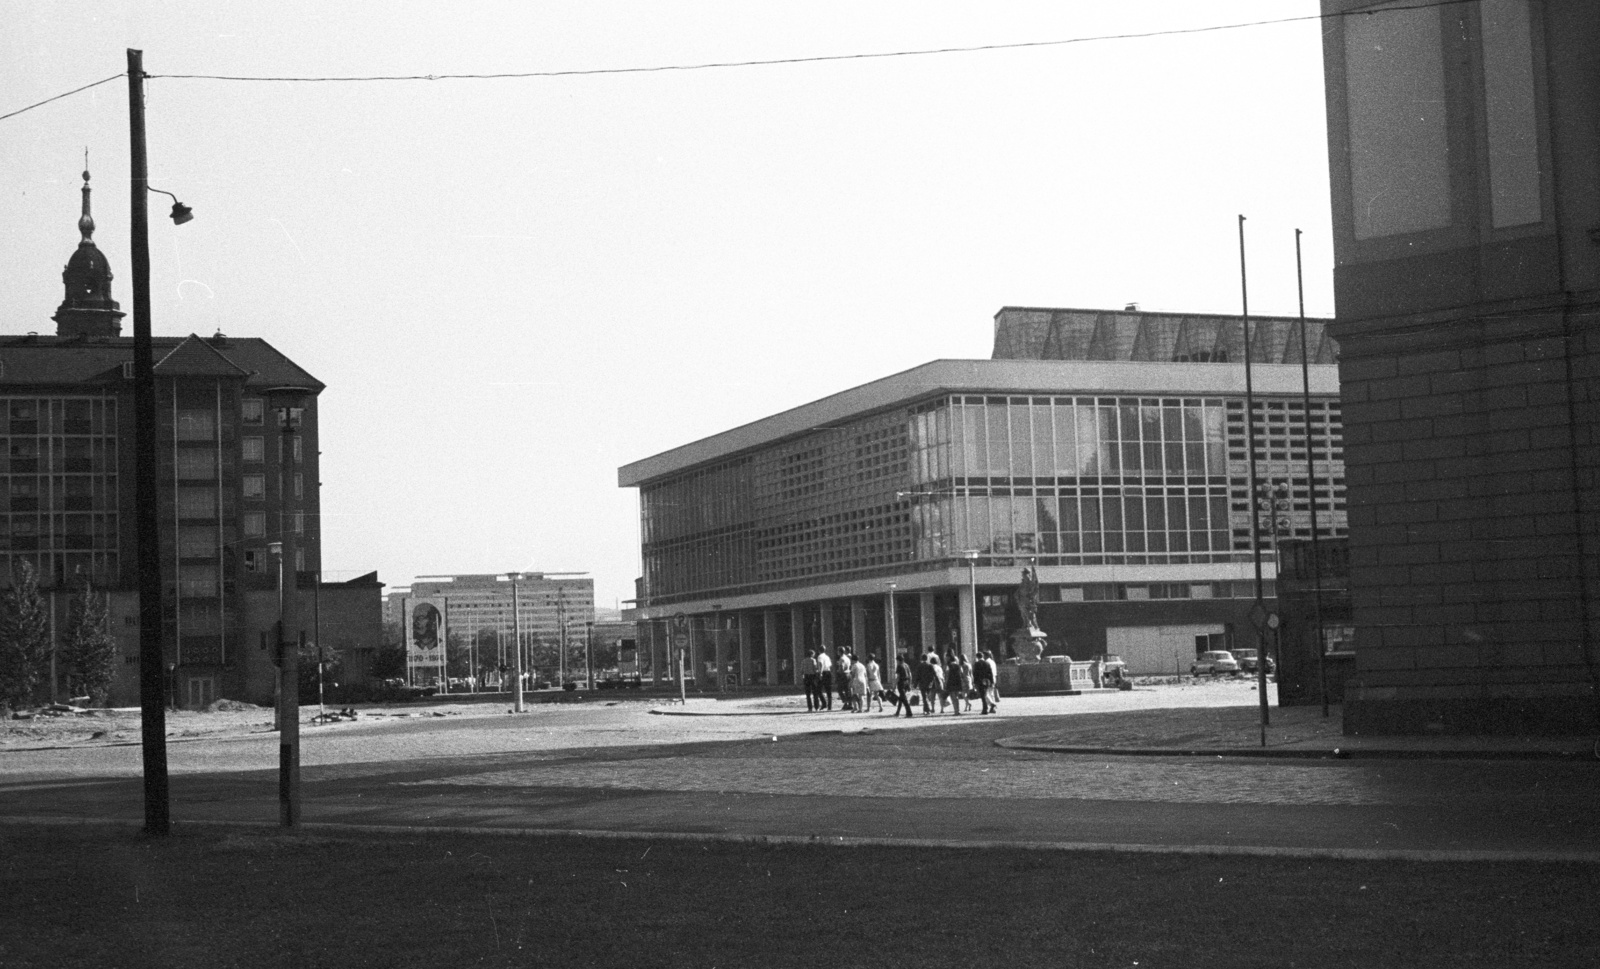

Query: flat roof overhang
[619,358,1338,488]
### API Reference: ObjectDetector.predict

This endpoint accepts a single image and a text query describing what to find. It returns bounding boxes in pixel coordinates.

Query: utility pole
[127,49,169,836]
[272,394,308,827]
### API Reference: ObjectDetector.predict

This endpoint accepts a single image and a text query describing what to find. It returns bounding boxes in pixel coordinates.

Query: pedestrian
[925,653,945,715]
[983,651,1002,710]
[865,654,885,712]
[892,653,915,717]
[815,647,833,710]
[954,653,974,712]
[945,652,969,715]
[972,651,995,714]
[837,651,856,711]
[800,649,819,712]
[850,654,869,714]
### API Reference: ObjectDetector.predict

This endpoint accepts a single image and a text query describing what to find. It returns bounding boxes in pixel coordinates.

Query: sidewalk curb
[5,815,1597,864]
[998,743,1598,761]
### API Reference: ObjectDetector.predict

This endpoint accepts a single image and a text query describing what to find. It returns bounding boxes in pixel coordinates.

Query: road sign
[672,633,689,649]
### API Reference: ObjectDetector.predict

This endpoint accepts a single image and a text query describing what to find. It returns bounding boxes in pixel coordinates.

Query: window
[242,436,264,462]
[177,526,215,559]
[243,475,265,500]
[293,512,304,535]
[176,410,215,442]
[292,437,303,464]
[243,513,265,538]
[1481,0,1541,228]
[176,488,215,519]
[241,398,264,425]
[244,550,262,573]
[293,473,303,499]
[178,563,217,597]
[176,449,215,480]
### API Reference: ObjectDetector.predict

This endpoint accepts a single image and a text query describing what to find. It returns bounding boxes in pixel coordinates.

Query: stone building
[1320,0,1600,733]
[0,171,379,707]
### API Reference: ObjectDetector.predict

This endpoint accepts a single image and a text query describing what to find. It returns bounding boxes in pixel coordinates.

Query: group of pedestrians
[798,647,885,712]
[799,646,1001,715]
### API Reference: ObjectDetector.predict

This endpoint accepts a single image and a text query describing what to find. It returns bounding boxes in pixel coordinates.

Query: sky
[1,1,1335,612]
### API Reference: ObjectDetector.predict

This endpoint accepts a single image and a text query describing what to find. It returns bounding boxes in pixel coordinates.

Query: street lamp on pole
[886,582,899,667]
[507,572,525,713]
[269,389,310,828]
[962,549,981,658]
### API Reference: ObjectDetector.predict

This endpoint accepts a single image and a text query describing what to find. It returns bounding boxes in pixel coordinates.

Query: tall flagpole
[1296,229,1330,718]
[1240,215,1268,745]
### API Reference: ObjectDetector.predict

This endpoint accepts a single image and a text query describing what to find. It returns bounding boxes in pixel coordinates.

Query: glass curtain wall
[640,392,1343,603]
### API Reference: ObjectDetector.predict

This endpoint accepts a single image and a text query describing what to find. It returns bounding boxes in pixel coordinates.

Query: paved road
[5,691,1597,861]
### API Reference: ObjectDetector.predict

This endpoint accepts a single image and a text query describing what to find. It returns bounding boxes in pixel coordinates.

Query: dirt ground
[0,700,517,749]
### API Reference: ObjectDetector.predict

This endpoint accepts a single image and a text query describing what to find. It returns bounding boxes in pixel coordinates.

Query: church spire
[78,154,97,244]
[54,160,125,338]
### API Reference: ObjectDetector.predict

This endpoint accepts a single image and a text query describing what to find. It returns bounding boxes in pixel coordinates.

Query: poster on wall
[405,596,448,682]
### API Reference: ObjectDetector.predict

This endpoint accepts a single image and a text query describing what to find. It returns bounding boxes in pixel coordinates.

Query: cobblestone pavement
[4,682,1597,860]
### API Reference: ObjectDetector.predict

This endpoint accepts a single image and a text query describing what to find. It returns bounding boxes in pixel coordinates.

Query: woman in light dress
[864,654,885,712]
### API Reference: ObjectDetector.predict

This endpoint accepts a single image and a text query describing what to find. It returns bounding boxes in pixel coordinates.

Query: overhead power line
[0,72,123,123]
[148,1,1476,84]
[2,1,1475,120]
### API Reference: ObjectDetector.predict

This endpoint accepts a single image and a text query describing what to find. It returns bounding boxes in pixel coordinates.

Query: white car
[1191,650,1240,676]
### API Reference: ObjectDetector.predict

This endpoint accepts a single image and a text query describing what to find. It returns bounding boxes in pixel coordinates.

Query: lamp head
[168,201,193,225]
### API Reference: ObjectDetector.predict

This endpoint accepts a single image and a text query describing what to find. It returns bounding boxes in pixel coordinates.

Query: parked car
[1233,648,1276,675]
[1191,650,1240,676]
[1089,653,1127,675]
[1090,653,1130,688]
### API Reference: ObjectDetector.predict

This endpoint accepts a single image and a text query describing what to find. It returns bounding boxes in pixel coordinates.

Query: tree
[0,560,51,713]
[298,637,343,703]
[445,629,472,678]
[60,580,118,707]
[370,622,405,680]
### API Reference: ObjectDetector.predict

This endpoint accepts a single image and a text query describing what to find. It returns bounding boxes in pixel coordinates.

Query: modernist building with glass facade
[620,307,1344,686]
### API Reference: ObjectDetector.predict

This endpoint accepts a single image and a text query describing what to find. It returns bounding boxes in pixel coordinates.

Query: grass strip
[2,824,1595,968]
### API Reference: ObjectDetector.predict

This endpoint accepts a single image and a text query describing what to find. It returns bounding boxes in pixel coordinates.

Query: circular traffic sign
[672,633,689,648]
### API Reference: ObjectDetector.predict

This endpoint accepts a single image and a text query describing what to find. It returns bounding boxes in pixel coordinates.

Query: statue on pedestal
[1010,567,1050,663]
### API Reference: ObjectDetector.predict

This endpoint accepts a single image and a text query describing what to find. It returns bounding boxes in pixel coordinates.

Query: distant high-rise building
[401,573,595,683]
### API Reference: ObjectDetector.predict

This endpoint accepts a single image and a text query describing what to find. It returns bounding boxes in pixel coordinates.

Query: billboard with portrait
[405,597,448,675]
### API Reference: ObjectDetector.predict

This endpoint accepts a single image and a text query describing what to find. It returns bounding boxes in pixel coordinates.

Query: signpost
[671,612,689,704]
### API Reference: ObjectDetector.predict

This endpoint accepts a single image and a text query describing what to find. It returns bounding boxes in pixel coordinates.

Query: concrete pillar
[645,621,660,686]
[712,610,726,692]
[958,584,977,658]
[736,613,751,689]
[919,591,937,658]
[883,593,897,668]
[789,606,805,683]
[688,617,702,689]
[819,602,835,654]
[763,610,778,686]
[850,598,867,656]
